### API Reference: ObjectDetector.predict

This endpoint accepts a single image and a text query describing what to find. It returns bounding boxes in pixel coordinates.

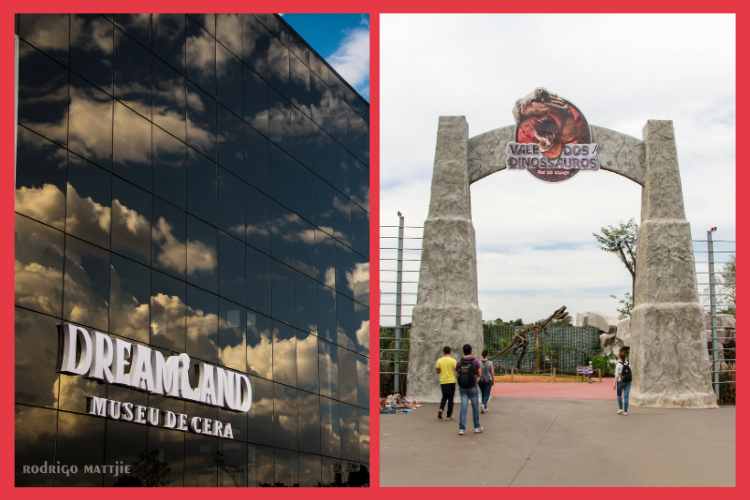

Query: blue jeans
[617,380,632,412]
[478,381,493,408]
[458,387,480,430]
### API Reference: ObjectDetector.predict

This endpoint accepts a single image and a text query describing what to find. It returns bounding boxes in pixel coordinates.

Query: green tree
[594,218,638,314]
[715,255,736,315]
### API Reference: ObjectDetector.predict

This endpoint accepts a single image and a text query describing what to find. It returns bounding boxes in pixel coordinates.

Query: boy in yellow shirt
[435,346,457,420]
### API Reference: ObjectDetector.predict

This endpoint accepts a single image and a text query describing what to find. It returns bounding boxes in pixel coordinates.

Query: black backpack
[457,358,477,389]
[621,362,632,383]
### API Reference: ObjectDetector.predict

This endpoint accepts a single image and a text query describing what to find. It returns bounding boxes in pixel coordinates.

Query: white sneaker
[485,406,490,413]
[480,404,485,414]
[617,409,624,414]
[623,412,628,416]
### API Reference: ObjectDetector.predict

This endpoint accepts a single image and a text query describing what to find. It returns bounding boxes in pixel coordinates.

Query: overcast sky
[380,14,735,326]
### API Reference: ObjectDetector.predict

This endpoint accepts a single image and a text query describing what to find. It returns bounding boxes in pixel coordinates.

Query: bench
[576,366,593,382]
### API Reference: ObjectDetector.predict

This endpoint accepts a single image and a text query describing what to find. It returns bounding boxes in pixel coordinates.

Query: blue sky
[283,14,370,100]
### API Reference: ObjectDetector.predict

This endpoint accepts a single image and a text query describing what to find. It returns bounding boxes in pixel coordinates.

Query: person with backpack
[455,344,483,435]
[478,349,495,413]
[435,346,457,420]
[612,349,633,415]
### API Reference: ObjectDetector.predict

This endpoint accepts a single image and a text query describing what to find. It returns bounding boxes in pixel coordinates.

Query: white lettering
[190,416,202,433]
[213,420,223,437]
[151,351,180,397]
[133,405,147,424]
[179,354,200,401]
[88,396,107,417]
[223,423,233,439]
[130,344,155,391]
[198,364,217,405]
[60,324,93,375]
[163,411,177,428]
[147,407,160,426]
[238,374,253,412]
[177,413,188,431]
[121,402,134,421]
[112,338,132,386]
[88,331,114,383]
[108,400,121,419]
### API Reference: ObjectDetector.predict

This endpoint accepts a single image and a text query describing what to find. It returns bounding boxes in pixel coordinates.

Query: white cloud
[328,17,370,100]
[380,14,735,324]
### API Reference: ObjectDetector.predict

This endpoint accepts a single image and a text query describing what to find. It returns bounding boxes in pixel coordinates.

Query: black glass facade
[15,13,369,487]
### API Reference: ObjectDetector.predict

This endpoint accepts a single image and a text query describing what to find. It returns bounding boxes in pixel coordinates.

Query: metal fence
[380,214,422,396]
[693,230,736,404]
[484,323,604,375]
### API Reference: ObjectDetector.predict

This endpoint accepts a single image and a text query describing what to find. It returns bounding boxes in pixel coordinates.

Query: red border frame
[3,1,746,496]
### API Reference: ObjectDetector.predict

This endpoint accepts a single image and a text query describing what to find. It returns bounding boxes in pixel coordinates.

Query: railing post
[708,229,720,401]
[394,212,405,394]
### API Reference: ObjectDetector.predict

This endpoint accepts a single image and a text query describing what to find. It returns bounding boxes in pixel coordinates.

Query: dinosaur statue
[487,306,569,369]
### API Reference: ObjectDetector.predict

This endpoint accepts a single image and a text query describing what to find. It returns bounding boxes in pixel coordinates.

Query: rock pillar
[630,120,718,408]
[406,116,484,402]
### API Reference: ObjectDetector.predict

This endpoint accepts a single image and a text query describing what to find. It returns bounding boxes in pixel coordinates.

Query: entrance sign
[60,324,252,412]
[507,88,599,182]
[406,109,718,409]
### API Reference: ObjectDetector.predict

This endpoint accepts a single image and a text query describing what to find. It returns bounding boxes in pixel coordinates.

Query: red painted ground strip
[491,381,617,401]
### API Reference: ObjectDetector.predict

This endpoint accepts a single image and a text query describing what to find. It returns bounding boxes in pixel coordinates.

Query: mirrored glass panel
[328,94,348,149]
[296,323,320,393]
[272,321,296,386]
[187,82,217,160]
[153,124,187,209]
[319,396,340,458]
[110,254,150,343]
[218,166,245,240]
[318,339,339,401]
[66,154,111,248]
[358,408,370,463]
[152,198,187,280]
[15,215,64,317]
[150,269,187,352]
[267,35,289,98]
[19,14,70,66]
[335,241,353,298]
[187,214,218,293]
[15,127,67,230]
[219,299,246,371]
[219,231,245,305]
[15,405,57,487]
[186,285,219,363]
[247,444,275,486]
[338,347,358,406]
[217,105,244,178]
[295,272,317,334]
[317,283,336,344]
[310,72,330,134]
[112,176,151,265]
[298,452,322,487]
[186,17,216,97]
[153,57,186,142]
[275,449,298,486]
[293,163,314,224]
[291,108,312,168]
[15,308,60,408]
[350,157,369,212]
[242,15,268,80]
[184,433,218,487]
[103,420,148,486]
[273,383,297,450]
[148,426,185,486]
[347,107,366,165]
[70,14,113,95]
[246,311,272,379]
[187,148,217,225]
[342,461,369,487]
[152,14,185,74]
[269,144,293,210]
[216,14,241,57]
[218,440,247,487]
[245,123,269,194]
[339,403,359,462]
[271,261,295,326]
[294,215,316,279]
[63,235,109,331]
[354,300,370,357]
[270,201,294,267]
[336,293,356,351]
[113,101,152,191]
[351,204,369,258]
[18,41,69,147]
[69,74,113,171]
[246,245,271,316]
[188,14,215,37]
[313,176,333,235]
[55,412,105,486]
[356,354,370,409]
[216,44,243,118]
[331,142,350,197]
[245,184,270,253]
[290,53,310,117]
[247,377,274,447]
[114,27,151,119]
[243,65,268,137]
[268,89,291,154]
[114,14,151,48]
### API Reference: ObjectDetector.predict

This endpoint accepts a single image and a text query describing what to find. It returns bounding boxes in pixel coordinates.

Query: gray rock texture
[576,311,618,333]
[629,120,717,408]
[704,314,736,347]
[407,116,484,402]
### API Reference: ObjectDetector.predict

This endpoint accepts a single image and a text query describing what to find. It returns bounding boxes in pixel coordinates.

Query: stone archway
[406,116,718,409]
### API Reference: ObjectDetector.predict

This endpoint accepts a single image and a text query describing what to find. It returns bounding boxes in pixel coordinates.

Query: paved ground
[380,397,735,487]
[491,380,613,400]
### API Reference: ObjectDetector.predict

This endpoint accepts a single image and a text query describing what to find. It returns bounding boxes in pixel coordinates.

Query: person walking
[478,349,495,413]
[455,344,483,435]
[435,346,457,421]
[612,350,633,415]
[587,360,594,383]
